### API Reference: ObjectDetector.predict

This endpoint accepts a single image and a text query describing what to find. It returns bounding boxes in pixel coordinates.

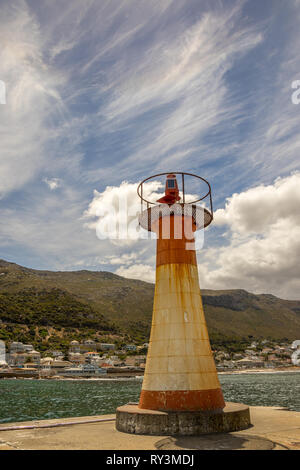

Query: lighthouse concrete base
[116,402,251,436]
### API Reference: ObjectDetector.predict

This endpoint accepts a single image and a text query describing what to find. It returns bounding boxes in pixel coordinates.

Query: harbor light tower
[116,172,251,435]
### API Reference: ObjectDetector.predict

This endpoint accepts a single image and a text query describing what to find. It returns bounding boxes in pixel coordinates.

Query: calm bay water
[0,372,299,423]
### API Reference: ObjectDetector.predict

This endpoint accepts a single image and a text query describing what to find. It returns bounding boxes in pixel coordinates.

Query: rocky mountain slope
[0,259,299,352]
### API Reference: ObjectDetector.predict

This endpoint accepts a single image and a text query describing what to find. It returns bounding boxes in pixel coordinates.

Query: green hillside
[0,259,299,353]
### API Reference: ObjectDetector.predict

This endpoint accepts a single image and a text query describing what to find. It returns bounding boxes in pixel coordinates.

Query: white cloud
[214,172,300,233]
[84,179,200,246]
[199,173,300,299]
[115,264,155,283]
[43,178,62,190]
[105,253,139,266]
[84,180,162,245]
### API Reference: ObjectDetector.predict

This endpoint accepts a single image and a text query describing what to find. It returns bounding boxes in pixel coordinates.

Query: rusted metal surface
[139,213,225,412]
[139,261,225,410]
[155,215,197,267]
[138,172,224,412]
[139,389,225,412]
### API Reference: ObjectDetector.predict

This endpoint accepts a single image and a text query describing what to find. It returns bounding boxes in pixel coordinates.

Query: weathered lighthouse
[116,172,250,435]
[139,173,224,412]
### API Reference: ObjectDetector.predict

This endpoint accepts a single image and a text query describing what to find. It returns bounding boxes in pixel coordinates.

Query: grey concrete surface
[116,402,251,435]
[0,406,299,450]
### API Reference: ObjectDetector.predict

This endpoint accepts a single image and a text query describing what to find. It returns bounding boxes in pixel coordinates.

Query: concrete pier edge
[1,406,299,449]
[116,401,251,435]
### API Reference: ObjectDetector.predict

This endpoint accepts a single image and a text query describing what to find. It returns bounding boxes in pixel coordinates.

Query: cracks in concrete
[0,439,20,450]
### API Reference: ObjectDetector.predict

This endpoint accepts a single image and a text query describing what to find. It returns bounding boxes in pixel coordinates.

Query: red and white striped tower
[138,173,224,412]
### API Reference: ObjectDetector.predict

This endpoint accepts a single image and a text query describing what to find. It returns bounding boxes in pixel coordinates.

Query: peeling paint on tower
[137,173,225,412]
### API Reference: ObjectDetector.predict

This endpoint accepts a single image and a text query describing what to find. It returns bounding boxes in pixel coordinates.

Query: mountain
[0,259,300,353]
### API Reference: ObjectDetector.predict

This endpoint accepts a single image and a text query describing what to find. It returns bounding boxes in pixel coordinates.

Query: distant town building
[9,353,27,366]
[68,352,85,364]
[28,350,41,364]
[235,358,264,368]
[99,358,115,367]
[125,344,137,351]
[84,352,101,363]
[69,341,80,354]
[40,357,54,366]
[268,354,277,361]
[50,360,73,371]
[98,343,115,351]
[109,355,119,362]
[51,350,64,359]
[57,364,107,377]
[10,342,34,354]
[126,355,146,366]
[80,340,97,352]
[137,344,149,352]
[262,348,273,354]
[7,342,40,366]
[244,349,255,356]
[233,353,244,360]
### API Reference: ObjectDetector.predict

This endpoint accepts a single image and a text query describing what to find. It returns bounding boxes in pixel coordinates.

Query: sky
[0,0,300,299]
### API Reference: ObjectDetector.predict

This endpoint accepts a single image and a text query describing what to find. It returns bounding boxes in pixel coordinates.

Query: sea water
[0,372,299,423]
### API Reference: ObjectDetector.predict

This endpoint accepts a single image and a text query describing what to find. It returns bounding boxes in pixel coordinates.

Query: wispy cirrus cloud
[85,2,264,181]
[0,1,62,195]
[0,0,300,299]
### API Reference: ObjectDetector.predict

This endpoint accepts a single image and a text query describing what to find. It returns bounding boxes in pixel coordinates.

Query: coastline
[1,367,300,381]
[219,366,300,375]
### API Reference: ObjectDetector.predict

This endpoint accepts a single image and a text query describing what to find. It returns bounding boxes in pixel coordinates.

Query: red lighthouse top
[156,174,181,205]
[137,172,213,232]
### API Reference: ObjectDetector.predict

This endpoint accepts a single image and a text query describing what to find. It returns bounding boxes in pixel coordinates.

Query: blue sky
[0,0,300,299]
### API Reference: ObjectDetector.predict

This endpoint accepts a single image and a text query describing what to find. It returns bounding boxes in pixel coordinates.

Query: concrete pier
[0,406,299,450]
[116,402,250,435]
